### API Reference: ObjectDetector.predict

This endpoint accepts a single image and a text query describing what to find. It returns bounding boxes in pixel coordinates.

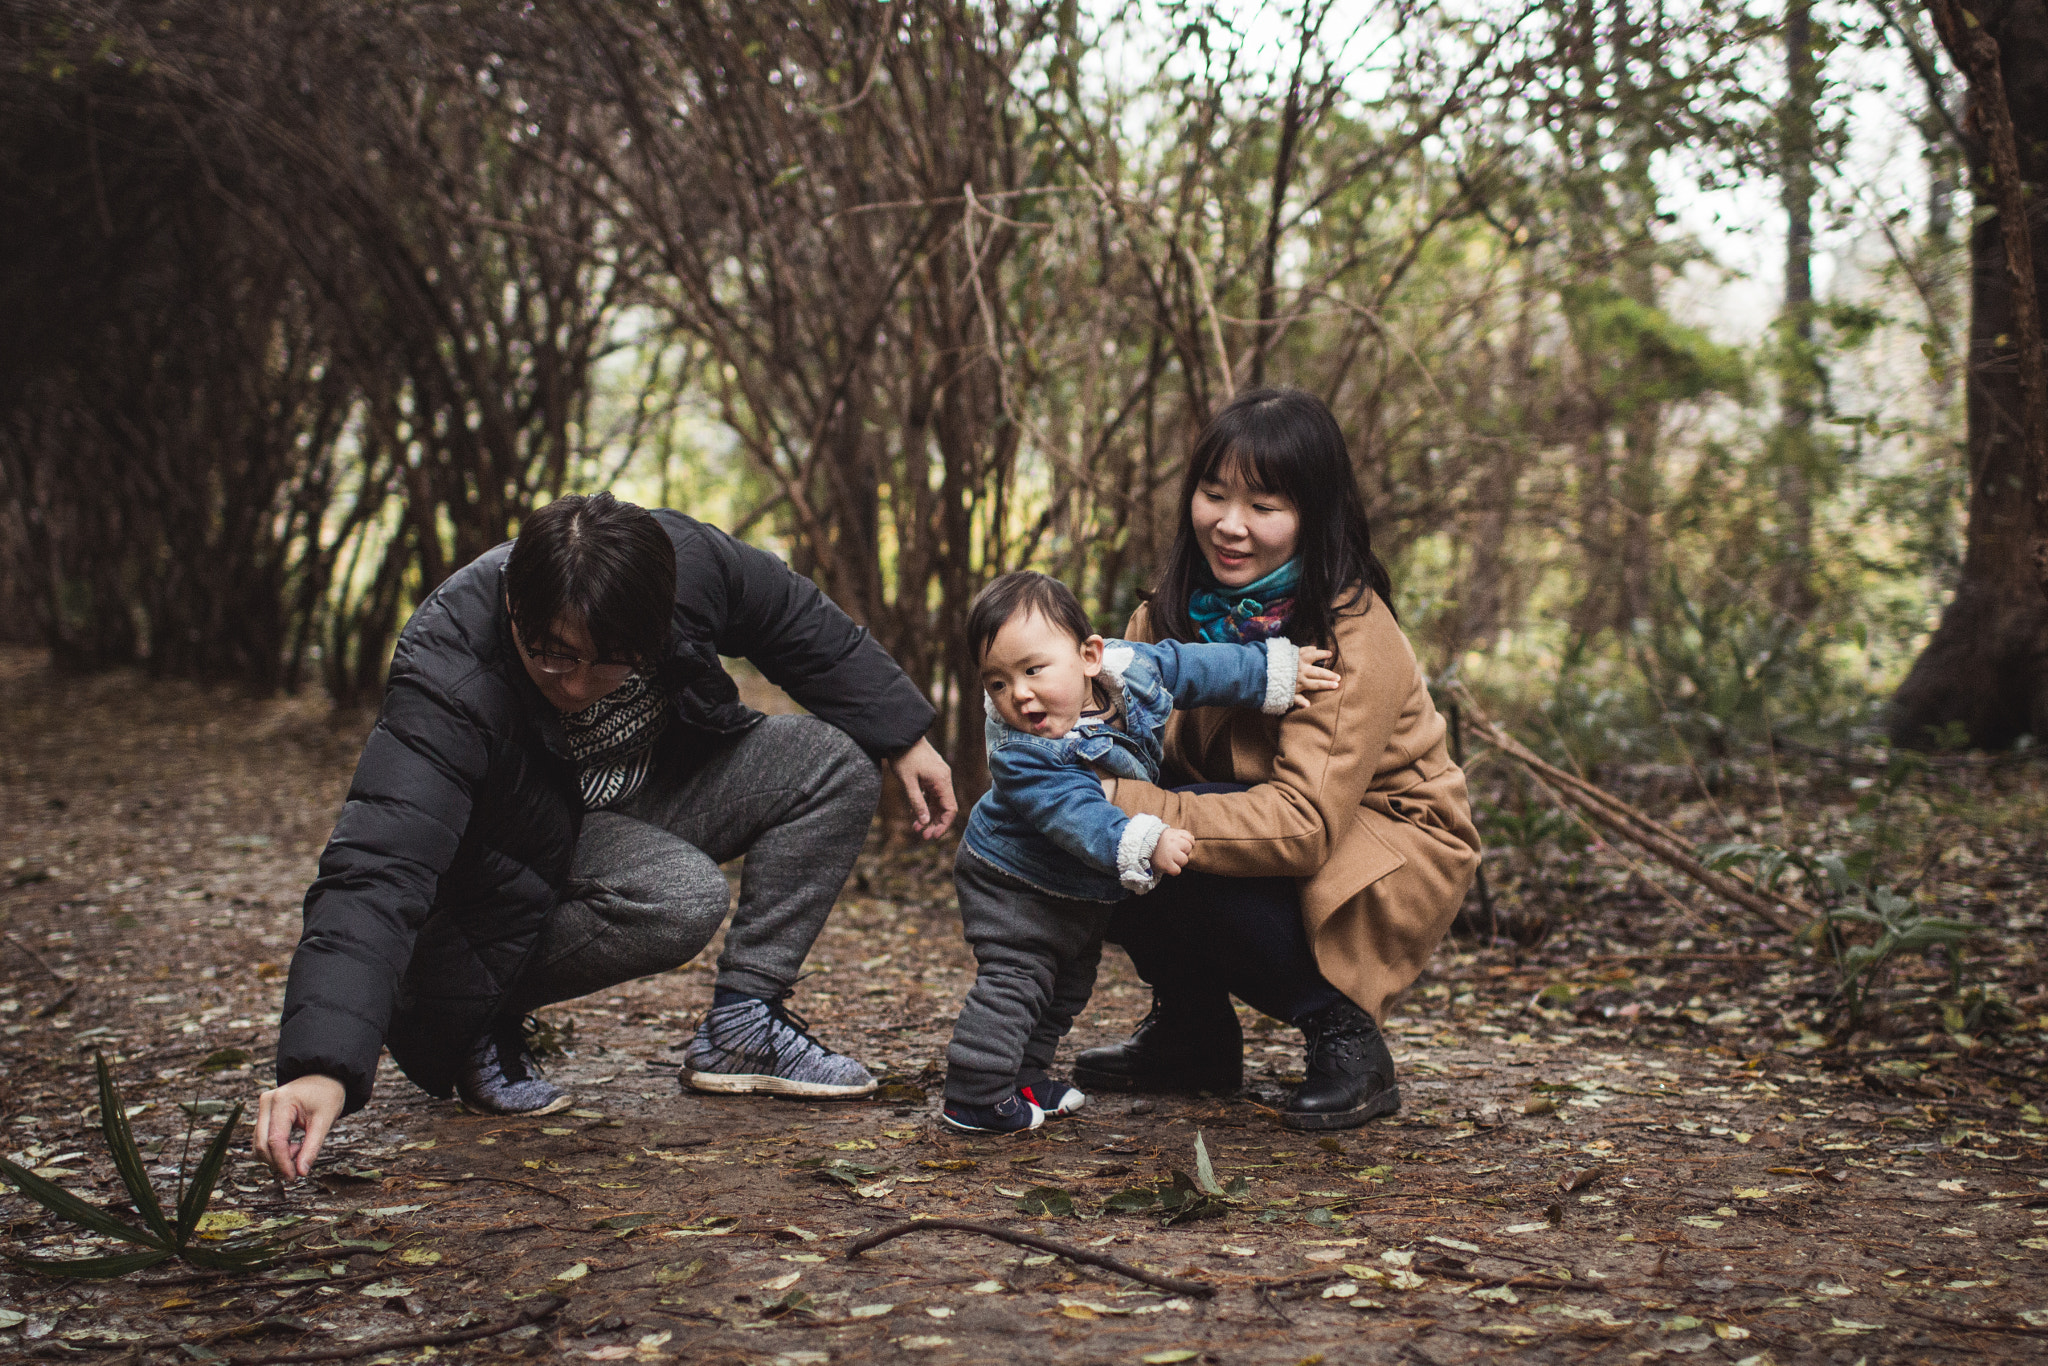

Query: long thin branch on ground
[845,1219,1215,1298]
[1450,687,1809,936]
[2,930,71,985]
[218,1294,567,1364]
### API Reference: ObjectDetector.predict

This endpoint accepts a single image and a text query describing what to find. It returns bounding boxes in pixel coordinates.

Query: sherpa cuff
[1261,637,1302,715]
[1117,813,1169,893]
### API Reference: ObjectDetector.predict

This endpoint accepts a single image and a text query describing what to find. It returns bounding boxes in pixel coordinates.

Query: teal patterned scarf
[1186,559,1301,644]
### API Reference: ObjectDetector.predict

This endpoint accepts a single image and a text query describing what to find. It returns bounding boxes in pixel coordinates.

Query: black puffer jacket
[277,511,933,1112]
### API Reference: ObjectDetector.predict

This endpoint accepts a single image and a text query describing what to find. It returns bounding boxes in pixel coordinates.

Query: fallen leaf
[1192,1130,1225,1197]
[1142,1353,1200,1364]
[653,1260,705,1285]
[193,1211,251,1239]
[398,1248,442,1265]
[967,1281,1004,1294]
[895,1336,951,1350]
[1470,1286,1519,1304]
[759,1271,801,1292]
[1015,1185,1075,1217]
[554,1263,589,1282]
[849,1304,894,1318]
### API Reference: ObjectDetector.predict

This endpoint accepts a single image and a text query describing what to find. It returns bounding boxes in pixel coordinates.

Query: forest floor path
[2,648,2045,1366]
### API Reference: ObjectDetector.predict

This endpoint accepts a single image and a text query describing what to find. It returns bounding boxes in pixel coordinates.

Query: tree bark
[1773,0,1819,618]
[1891,0,2048,748]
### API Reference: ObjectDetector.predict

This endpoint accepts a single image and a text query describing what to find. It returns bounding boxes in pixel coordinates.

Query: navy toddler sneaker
[940,1092,1045,1135]
[1018,1067,1087,1118]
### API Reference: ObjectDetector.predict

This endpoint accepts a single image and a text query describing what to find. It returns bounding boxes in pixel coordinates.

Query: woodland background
[5,7,2048,1357]
[3,0,2046,804]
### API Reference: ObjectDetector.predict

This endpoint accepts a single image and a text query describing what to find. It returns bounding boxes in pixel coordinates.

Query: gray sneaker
[681,993,876,1099]
[457,1022,572,1116]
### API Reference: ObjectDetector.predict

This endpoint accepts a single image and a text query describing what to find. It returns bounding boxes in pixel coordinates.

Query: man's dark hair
[505,493,676,665]
[967,571,1093,665]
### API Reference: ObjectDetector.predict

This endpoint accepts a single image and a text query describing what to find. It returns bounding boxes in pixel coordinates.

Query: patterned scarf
[1186,559,1301,644]
[561,673,670,810]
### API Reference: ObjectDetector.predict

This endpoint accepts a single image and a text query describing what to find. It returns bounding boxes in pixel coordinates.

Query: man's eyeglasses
[523,645,637,687]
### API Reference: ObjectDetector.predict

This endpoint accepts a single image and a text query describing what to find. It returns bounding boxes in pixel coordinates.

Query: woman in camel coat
[1073,388,1481,1130]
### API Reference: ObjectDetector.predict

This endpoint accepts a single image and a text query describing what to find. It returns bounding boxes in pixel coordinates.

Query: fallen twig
[1892,1301,2045,1336]
[1452,688,1807,936]
[30,984,77,1018]
[1,931,70,986]
[845,1218,1214,1298]
[415,1173,574,1204]
[217,1294,568,1364]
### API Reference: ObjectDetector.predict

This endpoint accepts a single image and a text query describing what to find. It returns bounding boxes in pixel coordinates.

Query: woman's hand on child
[1293,646,1341,709]
[1151,827,1195,876]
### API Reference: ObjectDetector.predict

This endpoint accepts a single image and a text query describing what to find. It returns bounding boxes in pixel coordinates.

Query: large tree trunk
[1890,0,2048,749]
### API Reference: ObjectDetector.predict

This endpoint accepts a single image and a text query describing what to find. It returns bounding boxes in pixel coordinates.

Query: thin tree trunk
[1774,0,1819,617]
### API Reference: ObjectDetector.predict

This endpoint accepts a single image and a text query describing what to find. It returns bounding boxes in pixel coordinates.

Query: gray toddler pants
[502,713,881,1017]
[945,848,1111,1106]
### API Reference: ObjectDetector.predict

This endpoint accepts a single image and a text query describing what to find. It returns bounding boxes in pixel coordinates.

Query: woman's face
[1191,462,1301,589]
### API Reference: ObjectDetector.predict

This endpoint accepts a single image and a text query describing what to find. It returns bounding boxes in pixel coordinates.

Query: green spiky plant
[0,1054,276,1277]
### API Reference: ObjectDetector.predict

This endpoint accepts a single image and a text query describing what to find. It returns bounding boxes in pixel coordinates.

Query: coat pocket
[1305,806,1409,912]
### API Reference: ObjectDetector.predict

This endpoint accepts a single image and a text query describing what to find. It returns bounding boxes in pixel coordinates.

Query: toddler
[941,571,1337,1133]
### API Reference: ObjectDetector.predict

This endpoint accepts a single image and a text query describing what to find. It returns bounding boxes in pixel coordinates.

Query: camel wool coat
[1114,592,1481,1022]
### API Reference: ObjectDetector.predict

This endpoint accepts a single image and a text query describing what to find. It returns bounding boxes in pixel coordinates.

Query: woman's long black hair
[1150,387,1394,649]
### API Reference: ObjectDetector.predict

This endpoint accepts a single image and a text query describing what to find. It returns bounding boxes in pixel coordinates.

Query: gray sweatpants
[502,714,881,1016]
[945,848,1112,1107]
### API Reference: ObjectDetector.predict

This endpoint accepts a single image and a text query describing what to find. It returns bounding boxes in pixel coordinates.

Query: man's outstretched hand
[886,736,958,840]
[252,1074,346,1182]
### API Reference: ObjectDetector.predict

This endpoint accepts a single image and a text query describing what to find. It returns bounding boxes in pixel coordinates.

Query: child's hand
[1151,827,1195,877]
[1294,646,1340,709]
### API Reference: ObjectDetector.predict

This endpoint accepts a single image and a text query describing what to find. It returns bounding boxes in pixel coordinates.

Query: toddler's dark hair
[967,571,1093,664]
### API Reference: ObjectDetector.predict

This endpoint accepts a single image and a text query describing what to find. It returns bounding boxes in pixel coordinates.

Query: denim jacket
[962,636,1301,902]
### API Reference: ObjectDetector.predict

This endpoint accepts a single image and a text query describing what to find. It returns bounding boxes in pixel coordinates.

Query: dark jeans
[945,850,1109,1106]
[1104,783,1346,1026]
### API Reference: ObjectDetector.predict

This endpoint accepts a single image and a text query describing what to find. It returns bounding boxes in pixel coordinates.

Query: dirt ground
[2,646,2046,1366]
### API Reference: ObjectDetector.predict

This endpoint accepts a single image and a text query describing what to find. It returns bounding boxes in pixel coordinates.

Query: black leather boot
[1072,991,1243,1095]
[1281,998,1399,1130]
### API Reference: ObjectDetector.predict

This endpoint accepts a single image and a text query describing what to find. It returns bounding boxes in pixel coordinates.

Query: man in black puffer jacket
[252,494,953,1180]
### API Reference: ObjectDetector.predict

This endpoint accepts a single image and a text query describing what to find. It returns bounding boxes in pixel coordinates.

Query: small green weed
[0,1055,276,1277]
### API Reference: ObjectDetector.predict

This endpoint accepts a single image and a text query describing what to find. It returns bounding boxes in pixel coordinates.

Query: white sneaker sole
[683,1069,876,1099]
[459,1092,573,1117]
